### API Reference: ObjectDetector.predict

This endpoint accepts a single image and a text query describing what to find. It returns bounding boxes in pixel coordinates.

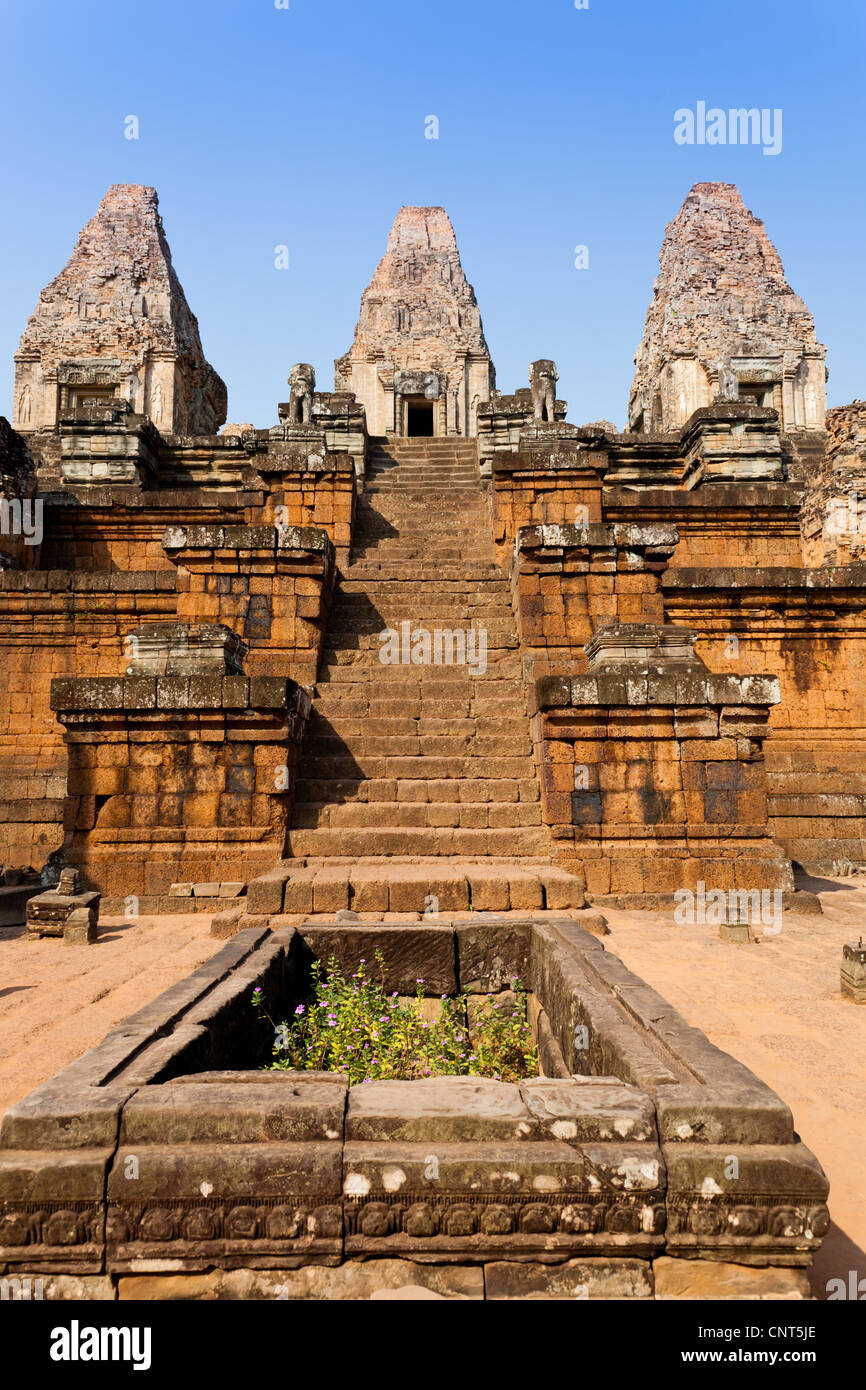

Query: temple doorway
[405,398,435,436]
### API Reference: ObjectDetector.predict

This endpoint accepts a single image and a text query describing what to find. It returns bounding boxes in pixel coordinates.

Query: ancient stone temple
[13,184,227,444]
[334,206,495,437]
[0,180,853,1302]
[629,182,827,437]
[1,179,864,901]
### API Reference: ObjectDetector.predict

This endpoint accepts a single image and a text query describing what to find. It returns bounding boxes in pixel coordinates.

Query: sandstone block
[652,1256,809,1300]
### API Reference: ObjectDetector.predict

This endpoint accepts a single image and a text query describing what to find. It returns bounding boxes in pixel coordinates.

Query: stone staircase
[277,436,584,913]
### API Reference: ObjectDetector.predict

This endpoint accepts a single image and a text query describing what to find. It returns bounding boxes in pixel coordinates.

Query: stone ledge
[116,1261,483,1300]
[665,564,866,591]
[0,570,176,593]
[535,672,781,711]
[46,488,265,510]
[162,524,332,556]
[50,675,313,713]
[604,482,803,510]
[516,522,679,553]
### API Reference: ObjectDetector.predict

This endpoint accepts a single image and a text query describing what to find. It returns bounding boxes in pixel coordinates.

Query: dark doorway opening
[406,401,434,436]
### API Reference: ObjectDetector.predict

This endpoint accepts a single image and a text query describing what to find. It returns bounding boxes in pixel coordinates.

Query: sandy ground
[603,873,866,1300]
[0,884,863,1300]
[0,913,218,1114]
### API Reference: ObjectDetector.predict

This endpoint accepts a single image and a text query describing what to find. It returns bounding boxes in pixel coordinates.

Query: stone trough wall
[0,920,828,1299]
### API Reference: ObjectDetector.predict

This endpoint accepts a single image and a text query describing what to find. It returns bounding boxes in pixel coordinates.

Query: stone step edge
[243,862,587,915]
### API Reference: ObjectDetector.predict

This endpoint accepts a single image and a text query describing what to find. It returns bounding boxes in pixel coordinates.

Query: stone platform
[243,857,586,919]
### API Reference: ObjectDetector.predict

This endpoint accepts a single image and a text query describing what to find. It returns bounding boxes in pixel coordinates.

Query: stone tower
[13,184,227,436]
[628,183,826,435]
[334,206,495,438]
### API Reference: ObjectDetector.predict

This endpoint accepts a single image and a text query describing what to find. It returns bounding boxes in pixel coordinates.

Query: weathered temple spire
[628,182,826,435]
[334,206,495,437]
[13,184,227,436]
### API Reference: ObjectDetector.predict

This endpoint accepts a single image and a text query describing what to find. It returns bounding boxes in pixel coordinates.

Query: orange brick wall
[0,574,177,867]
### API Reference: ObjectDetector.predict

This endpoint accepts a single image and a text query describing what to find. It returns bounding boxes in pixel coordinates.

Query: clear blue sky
[1,0,863,429]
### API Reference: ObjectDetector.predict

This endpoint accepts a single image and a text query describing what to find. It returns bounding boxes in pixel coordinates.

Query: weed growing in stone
[252,950,537,1085]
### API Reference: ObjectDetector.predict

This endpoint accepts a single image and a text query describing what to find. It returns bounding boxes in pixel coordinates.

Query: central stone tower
[334,206,495,438]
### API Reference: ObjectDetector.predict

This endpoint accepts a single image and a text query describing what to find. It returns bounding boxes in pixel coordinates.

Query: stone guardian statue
[530,359,558,422]
[287,363,316,424]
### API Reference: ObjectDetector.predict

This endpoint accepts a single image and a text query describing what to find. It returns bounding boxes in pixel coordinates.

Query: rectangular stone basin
[0,916,829,1297]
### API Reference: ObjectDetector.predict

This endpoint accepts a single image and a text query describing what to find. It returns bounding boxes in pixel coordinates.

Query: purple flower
[295,1004,305,1015]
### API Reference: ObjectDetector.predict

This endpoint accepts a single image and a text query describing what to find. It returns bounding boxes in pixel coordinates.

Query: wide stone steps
[368,470,480,476]
[341,565,502,581]
[374,440,479,452]
[284,431,554,868]
[367,457,477,469]
[365,480,480,489]
[301,754,538,779]
[295,775,539,804]
[323,610,510,627]
[313,672,524,694]
[328,610,513,626]
[287,826,551,857]
[311,693,524,715]
[322,636,517,664]
[357,516,486,525]
[364,487,479,497]
[366,474,479,486]
[337,580,509,597]
[319,641,516,667]
[359,493,484,506]
[318,658,523,683]
[350,549,491,561]
[300,734,534,759]
[307,713,530,738]
[251,856,584,914]
[291,801,544,829]
[330,595,512,611]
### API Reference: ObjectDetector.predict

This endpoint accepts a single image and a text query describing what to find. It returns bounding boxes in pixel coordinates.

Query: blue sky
[1,0,863,428]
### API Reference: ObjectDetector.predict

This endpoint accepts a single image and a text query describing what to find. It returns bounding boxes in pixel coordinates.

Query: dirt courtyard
[1,879,863,1300]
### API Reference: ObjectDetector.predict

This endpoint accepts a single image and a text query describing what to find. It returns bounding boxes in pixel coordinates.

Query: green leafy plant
[251,949,537,1086]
